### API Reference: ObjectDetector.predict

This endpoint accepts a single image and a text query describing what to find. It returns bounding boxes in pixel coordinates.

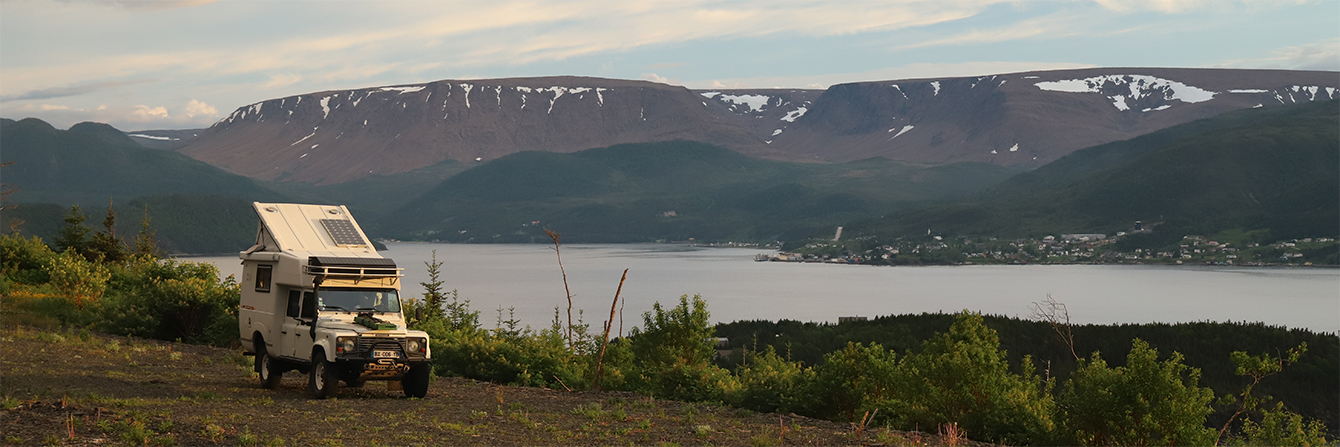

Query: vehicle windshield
[317,288,401,313]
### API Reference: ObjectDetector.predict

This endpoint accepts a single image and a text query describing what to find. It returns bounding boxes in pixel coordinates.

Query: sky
[1,0,1336,131]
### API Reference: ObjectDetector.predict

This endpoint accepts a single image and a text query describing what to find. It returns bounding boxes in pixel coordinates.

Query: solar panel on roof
[320,219,367,246]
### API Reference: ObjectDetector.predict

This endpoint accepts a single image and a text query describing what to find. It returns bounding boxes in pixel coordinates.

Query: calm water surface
[192,243,1340,333]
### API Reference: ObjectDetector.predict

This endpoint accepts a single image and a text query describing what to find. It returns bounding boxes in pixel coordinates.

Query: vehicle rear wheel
[308,355,338,399]
[257,349,282,389]
[403,363,431,398]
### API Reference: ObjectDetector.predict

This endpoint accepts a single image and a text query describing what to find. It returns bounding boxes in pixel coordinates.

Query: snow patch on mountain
[291,127,318,146]
[716,94,771,112]
[1112,95,1129,111]
[128,134,178,141]
[320,97,331,119]
[780,106,808,122]
[459,84,473,108]
[380,86,425,95]
[890,84,908,99]
[1034,74,1217,111]
[1229,89,1268,93]
[931,81,941,96]
[889,125,913,140]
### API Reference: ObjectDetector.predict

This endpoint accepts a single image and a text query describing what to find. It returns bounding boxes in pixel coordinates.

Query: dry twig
[1030,294,1079,361]
[544,229,575,347]
[593,268,628,390]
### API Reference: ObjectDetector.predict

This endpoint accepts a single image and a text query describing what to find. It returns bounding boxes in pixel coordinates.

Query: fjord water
[196,243,1340,334]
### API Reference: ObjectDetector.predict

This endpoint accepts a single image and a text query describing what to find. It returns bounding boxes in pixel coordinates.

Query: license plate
[372,350,398,359]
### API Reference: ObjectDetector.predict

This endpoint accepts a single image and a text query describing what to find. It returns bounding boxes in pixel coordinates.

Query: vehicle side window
[300,291,317,319]
[286,290,301,318]
[255,265,273,292]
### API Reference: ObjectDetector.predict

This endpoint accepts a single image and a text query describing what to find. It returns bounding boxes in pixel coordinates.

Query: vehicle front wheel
[403,363,431,398]
[308,355,339,399]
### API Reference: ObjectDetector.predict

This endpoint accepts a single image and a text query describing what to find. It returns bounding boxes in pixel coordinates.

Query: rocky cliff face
[181,69,1338,184]
[180,77,768,184]
[764,68,1338,167]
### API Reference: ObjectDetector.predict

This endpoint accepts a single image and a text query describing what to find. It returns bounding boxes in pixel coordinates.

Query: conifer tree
[53,205,91,256]
[89,199,126,262]
[132,205,161,257]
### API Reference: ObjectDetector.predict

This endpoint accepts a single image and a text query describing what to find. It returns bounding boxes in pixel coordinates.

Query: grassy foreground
[0,325,988,446]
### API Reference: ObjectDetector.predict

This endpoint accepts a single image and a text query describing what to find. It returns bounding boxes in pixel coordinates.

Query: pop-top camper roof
[246,202,381,259]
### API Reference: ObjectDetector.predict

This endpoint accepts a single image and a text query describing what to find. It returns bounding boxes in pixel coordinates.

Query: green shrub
[1234,402,1330,446]
[624,294,737,401]
[0,234,55,284]
[97,257,239,345]
[1057,339,1216,446]
[808,342,898,421]
[630,295,716,368]
[881,312,1055,445]
[44,248,110,308]
[732,345,814,414]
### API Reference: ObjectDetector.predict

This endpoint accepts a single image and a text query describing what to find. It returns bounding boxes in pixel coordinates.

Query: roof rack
[305,256,403,279]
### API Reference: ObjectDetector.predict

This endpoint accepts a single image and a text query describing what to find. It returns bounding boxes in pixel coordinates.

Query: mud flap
[387,380,403,391]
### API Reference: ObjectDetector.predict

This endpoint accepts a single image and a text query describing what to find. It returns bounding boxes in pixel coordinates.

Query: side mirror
[415,307,423,321]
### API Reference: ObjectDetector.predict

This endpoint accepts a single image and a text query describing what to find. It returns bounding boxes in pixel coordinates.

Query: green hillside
[848,101,1340,243]
[379,140,1019,243]
[0,118,295,253]
[260,158,473,218]
[0,118,283,207]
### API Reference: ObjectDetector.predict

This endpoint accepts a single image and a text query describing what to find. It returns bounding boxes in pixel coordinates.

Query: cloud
[1091,0,1211,13]
[129,105,169,122]
[0,79,155,102]
[263,74,304,88]
[182,99,217,118]
[0,1,995,96]
[1268,38,1340,71]
[2,100,222,130]
[1217,38,1340,71]
[898,14,1076,49]
[57,0,218,11]
[637,73,679,85]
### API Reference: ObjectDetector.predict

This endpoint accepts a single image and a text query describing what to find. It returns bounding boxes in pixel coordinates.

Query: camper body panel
[238,202,431,398]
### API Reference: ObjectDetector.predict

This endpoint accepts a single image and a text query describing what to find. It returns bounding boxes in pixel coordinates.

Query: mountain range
[176,68,1337,185]
[2,68,1336,253]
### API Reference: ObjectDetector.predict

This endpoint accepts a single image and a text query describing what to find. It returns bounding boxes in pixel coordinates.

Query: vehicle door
[279,290,316,359]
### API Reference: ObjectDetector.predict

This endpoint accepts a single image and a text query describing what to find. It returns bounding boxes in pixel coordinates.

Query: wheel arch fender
[312,342,334,363]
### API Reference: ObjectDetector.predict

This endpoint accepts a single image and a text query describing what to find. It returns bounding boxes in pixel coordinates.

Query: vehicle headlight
[407,338,426,355]
[337,336,357,354]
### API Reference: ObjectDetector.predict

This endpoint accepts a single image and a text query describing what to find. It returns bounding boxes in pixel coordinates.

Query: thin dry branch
[592,268,628,391]
[1030,294,1079,361]
[544,229,575,347]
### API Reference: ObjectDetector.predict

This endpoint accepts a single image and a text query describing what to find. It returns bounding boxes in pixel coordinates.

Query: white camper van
[237,203,431,398]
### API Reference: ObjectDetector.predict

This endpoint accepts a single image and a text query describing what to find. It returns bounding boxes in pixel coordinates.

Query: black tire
[403,363,431,398]
[254,336,282,390]
[257,349,283,389]
[308,352,338,399]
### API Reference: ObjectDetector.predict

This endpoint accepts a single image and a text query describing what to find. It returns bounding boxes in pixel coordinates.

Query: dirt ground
[1,325,989,446]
